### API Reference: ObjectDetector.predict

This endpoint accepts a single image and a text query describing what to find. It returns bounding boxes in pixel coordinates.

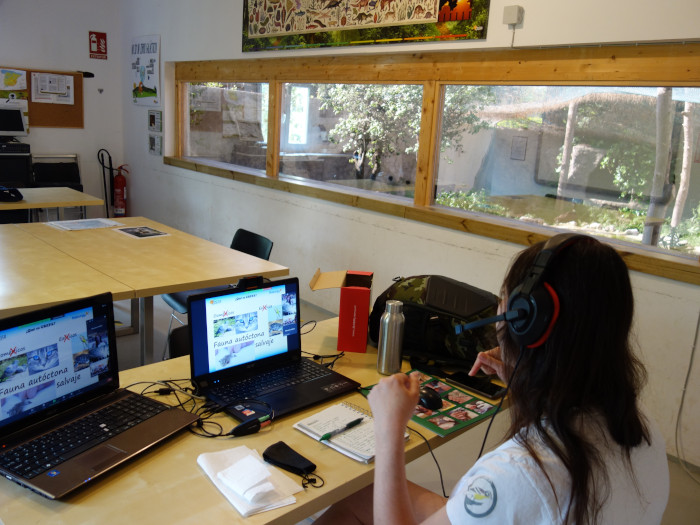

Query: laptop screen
[189,278,301,379]
[0,293,118,435]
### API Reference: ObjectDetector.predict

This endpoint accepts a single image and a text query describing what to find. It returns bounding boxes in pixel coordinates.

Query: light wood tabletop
[15,217,289,297]
[0,224,133,318]
[0,187,104,211]
[4,217,289,363]
[0,318,484,525]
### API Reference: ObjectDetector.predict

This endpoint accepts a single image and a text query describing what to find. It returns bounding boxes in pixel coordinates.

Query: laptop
[188,277,360,421]
[0,293,199,499]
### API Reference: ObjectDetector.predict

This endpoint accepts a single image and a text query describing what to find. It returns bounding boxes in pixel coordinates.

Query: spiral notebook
[294,402,408,463]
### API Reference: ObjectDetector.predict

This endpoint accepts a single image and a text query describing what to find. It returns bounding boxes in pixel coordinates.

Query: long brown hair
[500,236,650,524]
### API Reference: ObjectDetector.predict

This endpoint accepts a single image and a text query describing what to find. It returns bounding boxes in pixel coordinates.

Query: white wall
[3,0,699,465]
[0,0,124,205]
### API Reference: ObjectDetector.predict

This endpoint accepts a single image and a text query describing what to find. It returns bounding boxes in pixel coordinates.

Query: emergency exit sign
[89,31,107,60]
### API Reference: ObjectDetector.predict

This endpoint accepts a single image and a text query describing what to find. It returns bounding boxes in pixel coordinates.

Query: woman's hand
[368,372,420,436]
[469,346,509,383]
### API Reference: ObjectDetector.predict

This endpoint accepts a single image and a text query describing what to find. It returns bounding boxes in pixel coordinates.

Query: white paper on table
[197,446,302,517]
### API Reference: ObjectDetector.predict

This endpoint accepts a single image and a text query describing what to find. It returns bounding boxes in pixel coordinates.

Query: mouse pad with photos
[360,370,499,437]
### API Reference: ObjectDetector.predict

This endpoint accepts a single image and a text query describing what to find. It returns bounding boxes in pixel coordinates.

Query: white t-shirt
[446,410,669,524]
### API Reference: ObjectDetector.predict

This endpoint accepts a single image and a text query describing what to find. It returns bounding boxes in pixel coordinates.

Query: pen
[319,417,364,441]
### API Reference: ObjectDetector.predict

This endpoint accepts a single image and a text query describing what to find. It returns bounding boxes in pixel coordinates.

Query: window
[277,83,422,199]
[185,82,268,171]
[285,85,309,146]
[173,44,700,285]
[435,85,700,256]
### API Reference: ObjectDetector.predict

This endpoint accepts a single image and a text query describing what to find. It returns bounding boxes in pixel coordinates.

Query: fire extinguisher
[113,165,128,217]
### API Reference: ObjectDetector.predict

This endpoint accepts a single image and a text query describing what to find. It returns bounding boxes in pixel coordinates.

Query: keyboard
[211,359,332,401]
[0,143,30,154]
[0,394,166,480]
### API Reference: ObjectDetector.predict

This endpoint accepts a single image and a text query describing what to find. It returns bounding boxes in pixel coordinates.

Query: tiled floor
[114,297,700,524]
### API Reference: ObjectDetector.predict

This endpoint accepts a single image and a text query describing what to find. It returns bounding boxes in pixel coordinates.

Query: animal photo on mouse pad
[360,370,499,437]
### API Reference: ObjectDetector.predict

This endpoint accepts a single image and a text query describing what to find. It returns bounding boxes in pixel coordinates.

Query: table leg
[115,298,140,337]
[139,296,154,365]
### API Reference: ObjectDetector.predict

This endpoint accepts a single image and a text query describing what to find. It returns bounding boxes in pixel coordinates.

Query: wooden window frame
[167,43,700,285]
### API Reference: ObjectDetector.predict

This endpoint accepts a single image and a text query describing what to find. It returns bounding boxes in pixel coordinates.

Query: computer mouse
[418,387,443,410]
[0,186,23,202]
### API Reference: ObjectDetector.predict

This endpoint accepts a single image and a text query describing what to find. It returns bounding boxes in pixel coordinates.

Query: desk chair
[168,325,191,359]
[160,228,273,359]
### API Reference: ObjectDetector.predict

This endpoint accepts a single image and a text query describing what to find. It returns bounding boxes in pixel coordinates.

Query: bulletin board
[1,67,83,129]
[27,68,84,128]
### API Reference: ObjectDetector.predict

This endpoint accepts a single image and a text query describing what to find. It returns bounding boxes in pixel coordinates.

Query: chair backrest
[168,325,191,359]
[230,228,273,260]
[33,161,82,191]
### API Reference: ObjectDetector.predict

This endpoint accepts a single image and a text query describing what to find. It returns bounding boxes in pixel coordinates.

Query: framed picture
[148,109,162,132]
[148,134,162,156]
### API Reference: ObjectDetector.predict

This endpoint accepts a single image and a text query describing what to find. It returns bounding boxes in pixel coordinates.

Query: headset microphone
[455,309,525,334]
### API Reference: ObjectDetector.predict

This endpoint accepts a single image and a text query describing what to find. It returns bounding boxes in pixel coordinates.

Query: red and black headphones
[505,233,589,348]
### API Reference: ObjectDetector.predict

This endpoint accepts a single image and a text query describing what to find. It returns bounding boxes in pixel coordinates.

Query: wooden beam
[175,43,700,85]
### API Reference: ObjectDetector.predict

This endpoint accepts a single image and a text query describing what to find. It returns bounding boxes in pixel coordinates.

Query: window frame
[170,43,700,286]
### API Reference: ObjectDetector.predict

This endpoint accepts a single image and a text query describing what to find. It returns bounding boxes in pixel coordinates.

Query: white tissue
[243,481,276,503]
[217,455,276,503]
[197,446,302,517]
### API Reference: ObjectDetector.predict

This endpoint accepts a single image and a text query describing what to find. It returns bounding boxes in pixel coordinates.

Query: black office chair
[33,162,83,191]
[160,228,273,359]
[168,325,191,359]
[32,156,84,220]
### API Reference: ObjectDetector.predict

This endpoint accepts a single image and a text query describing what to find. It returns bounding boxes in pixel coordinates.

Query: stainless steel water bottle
[377,300,404,375]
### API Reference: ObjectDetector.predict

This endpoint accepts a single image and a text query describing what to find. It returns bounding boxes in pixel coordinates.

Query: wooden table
[2,217,289,363]
[0,186,104,220]
[0,318,487,524]
[0,224,133,315]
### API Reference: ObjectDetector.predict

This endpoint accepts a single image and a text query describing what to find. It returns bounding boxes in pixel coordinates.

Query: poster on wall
[243,0,490,51]
[31,72,74,105]
[130,35,160,106]
[0,68,29,128]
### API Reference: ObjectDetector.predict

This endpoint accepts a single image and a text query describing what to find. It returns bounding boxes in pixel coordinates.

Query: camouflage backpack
[368,275,499,370]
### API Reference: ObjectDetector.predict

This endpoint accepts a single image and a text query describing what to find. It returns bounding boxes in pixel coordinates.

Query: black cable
[475,346,525,459]
[302,350,346,367]
[408,427,448,498]
[302,472,325,488]
[300,319,317,335]
[189,398,275,438]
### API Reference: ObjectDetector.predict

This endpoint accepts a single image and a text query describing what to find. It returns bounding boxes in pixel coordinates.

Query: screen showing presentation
[0,304,113,428]
[194,282,299,376]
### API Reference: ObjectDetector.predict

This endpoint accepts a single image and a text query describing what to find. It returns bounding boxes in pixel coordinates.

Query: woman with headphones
[315,234,669,524]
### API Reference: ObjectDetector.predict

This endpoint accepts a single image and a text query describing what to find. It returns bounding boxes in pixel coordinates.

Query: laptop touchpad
[76,444,128,472]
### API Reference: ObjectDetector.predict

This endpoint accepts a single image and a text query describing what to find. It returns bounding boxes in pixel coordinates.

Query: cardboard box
[309,269,374,353]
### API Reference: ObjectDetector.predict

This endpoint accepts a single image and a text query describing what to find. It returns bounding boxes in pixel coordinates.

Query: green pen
[319,417,364,441]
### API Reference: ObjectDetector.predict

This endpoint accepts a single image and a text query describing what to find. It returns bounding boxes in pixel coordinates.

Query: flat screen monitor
[0,106,28,138]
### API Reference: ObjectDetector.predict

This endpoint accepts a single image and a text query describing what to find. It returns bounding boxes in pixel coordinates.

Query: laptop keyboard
[211,359,332,402]
[0,393,167,480]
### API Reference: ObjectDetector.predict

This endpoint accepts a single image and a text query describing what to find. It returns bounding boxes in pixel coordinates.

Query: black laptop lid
[188,277,301,387]
[0,293,119,440]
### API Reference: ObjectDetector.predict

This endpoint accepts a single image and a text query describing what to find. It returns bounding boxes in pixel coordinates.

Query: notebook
[294,402,378,463]
[0,293,200,499]
[187,277,360,421]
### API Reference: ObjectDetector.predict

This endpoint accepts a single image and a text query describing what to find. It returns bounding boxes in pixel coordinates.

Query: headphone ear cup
[507,284,555,347]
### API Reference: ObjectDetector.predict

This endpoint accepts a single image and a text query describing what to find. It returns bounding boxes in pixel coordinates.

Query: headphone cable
[475,346,524,459]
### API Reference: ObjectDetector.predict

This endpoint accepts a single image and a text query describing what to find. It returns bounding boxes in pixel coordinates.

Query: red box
[309,269,374,353]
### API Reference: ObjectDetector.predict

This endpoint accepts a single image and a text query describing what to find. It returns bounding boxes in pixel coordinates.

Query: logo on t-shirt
[464,476,497,517]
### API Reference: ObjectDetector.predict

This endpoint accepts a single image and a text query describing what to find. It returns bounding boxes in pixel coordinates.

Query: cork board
[27,68,84,128]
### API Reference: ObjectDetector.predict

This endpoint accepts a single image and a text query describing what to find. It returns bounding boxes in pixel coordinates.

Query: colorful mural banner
[244,0,489,51]
[249,0,441,37]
